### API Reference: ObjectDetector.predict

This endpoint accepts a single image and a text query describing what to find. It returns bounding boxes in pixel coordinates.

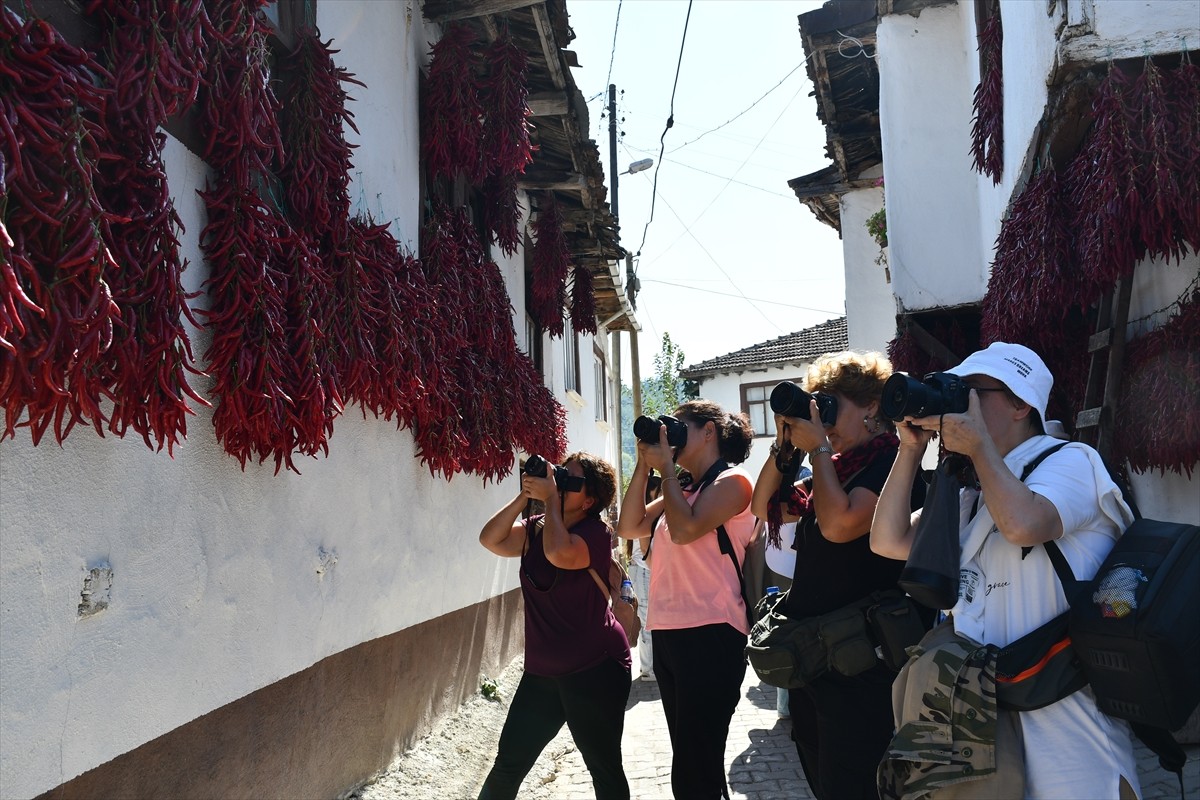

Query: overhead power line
[642,279,842,315]
[667,62,807,155]
[604,0,623,91]
[634,0,693,259]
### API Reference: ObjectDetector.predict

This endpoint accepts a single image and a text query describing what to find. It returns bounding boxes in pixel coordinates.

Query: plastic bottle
[620,579,635,604]
[765,586,780,596]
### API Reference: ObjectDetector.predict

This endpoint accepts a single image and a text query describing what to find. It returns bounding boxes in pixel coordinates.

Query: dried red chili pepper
[528,194,570,336]
[570,265,597,335]
[422,23,486,185]
[481,33,533,176]
[969,11,1003,184]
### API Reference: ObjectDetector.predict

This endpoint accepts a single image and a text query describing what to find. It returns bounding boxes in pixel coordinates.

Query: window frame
[593,344,609,422]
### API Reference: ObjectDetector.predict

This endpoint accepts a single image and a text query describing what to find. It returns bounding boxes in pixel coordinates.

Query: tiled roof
[680,317,848,378]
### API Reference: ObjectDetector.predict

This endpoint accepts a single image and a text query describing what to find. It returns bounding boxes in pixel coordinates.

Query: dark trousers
[788,661,896,800]
[478,658,631,800]
[652,623,748,800]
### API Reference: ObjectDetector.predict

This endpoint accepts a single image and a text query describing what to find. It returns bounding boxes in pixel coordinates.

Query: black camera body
[524,455,585,493]
[880,372,971,421]
[633,415,688,448]
[769,381,839,426]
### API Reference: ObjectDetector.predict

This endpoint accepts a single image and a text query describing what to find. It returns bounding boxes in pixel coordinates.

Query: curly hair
[674,399,754,464]
[564,451,617,517]
[806,351,895,429]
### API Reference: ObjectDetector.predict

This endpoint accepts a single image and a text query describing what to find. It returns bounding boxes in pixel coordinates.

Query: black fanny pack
[746,589,928,688]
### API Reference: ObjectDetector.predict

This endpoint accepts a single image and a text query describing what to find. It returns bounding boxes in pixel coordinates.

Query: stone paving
[524,663,1199,800]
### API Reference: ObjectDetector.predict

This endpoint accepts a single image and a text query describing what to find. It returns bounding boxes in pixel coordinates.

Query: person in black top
[751,351,926,800]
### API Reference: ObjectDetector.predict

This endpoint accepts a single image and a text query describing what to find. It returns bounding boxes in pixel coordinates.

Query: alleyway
[352,652,1199,800]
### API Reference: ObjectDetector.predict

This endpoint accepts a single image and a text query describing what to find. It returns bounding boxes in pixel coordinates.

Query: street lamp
[623,158,654,175]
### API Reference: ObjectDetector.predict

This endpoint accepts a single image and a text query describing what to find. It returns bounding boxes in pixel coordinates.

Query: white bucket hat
[949,342,1053,423]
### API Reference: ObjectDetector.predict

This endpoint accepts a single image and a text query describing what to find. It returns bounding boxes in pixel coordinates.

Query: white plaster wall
[694,365,809,481]
[841,186,898,351]
[877,3,985,312]
[1085,0,1200,52]
[0,3,615,796]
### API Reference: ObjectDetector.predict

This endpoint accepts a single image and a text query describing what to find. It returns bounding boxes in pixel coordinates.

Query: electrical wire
[642,279,842,314]
[634,0,693,259]
[667,62,806,155]
[622,142,792,199]
[604,0,623,92]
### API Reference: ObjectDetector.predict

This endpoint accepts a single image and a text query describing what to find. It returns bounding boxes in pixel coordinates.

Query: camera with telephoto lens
[524,455,585,493]
[769,381,839,426]
[633,414,688,447]
[880,372,971,422]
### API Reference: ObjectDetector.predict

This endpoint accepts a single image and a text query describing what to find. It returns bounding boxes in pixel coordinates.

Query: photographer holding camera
[750,351,926,800]
[617,400,755,800]
[477,452,631,800]
[871,342,1138,799]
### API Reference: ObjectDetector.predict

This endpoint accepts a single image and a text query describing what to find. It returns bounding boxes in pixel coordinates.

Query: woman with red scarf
[750,351,926,800]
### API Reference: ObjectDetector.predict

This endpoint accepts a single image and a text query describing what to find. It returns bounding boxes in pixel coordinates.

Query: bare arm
[871,424,929,559]
[750,414,801,522]
[540,493,593,570]
[664,470,753,545]
[479,491,529,558]
[930,391,1063,547]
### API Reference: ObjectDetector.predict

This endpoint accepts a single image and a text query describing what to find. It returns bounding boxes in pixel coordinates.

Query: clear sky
[563,0,846,383]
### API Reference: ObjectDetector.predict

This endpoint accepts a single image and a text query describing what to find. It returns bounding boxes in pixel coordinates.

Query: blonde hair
[806,351,894,427]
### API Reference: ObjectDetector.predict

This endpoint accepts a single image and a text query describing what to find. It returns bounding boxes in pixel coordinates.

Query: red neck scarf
[767,432,899,548]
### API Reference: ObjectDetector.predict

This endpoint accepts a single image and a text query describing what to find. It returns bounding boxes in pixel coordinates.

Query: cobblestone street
[356,654,1200,800]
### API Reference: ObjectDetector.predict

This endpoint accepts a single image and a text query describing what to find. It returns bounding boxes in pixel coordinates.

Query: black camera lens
[769,382,839,426]
[523,454,584,493]
[880,372,971,421]
[633,415,688,448]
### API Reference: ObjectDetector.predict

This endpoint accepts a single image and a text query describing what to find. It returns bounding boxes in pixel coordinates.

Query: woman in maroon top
[477,452,631,800]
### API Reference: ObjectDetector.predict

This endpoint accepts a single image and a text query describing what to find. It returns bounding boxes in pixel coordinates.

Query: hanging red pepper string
[528,193,570,336]
[0,8,123,445]
[422,22,486,185]
[570,265,597,335]
[1114,288,1199,477]
[86,0,211,455]
[969,11,1004,183]
[482,32,533,176]
[1131,57,1187,264]
[1172,51,1200,251]
[482,172,523,257]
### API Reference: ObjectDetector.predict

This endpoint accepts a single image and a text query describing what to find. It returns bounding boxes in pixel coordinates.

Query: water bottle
[620,579,635,604]
[765,586,780,596]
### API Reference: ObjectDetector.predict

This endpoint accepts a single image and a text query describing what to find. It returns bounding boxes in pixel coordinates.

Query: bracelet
[768,441,782,457]
[661,475,680,485]
[812,445,834,458]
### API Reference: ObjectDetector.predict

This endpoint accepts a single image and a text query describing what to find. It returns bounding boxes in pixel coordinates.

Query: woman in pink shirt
[617,400,755,800]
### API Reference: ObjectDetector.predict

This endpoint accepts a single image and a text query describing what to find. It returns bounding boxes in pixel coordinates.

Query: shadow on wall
[35,590,524,800]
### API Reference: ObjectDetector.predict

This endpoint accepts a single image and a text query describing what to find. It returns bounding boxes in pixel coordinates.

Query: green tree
[618,333,698,493]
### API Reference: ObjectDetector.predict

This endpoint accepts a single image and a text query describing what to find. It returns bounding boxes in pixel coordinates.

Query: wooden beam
[518,175,586,191]
[423,0,540,24]
[531,3,567,90]
[527,92,569,117]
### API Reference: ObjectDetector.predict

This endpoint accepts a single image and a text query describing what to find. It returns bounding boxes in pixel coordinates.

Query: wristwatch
[812,444,834,459]
[768,441,782,458]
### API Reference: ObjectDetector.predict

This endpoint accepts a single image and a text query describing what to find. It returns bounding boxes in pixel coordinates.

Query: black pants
[788,661,896,800]
[478,658,631,800]
[653,623,747,800]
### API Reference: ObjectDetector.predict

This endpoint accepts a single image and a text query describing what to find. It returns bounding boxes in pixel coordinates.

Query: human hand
[521,472,559,502]
[784,399,829,452]
[639,425,675,473]
[910,389,988,458]
[896,418,935,451]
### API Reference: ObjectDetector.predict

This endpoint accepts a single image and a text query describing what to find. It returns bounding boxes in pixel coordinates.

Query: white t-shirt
[764,521,797,577]
[951,435,1139,799]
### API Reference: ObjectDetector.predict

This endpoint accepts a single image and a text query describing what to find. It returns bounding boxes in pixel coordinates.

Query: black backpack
[1020,444,1199,790]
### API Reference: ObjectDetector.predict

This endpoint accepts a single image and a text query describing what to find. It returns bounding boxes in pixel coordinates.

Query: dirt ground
[345,657,572,800]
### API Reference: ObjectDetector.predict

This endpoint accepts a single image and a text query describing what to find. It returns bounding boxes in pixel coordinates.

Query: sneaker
[639,671,657,682]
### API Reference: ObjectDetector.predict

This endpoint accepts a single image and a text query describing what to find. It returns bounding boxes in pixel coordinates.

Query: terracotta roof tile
[681,317,848,377]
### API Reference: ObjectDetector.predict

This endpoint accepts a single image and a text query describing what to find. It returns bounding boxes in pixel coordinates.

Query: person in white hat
[871,342,1140,799]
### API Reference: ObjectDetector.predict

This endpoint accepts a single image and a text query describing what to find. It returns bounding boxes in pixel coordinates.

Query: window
[564,321,581,395]
[524,314,544,375]
[593,345,609,422]
[741,378,803,437]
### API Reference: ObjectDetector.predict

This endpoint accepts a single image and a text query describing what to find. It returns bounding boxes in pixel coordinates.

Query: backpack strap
[1017,443,1069,561]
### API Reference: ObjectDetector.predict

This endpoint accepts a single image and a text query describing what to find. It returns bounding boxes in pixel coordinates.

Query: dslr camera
[769,381,839,426]
[524,455,585,493]
[880,372,971,421]
[633,414,688,448]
